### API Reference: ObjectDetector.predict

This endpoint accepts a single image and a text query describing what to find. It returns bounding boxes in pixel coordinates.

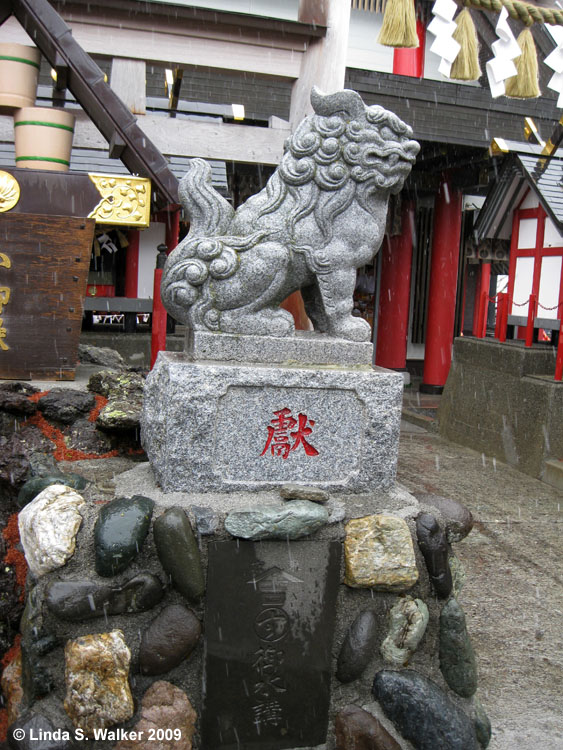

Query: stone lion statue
[161,87,419,341]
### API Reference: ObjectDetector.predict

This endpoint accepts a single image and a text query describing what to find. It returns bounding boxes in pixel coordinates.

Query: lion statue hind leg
[219,305,295,337]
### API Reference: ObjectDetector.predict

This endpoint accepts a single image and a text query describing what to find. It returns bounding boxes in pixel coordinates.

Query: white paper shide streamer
[545,25,563,107]
[485,7,521,97]
[429,0,460,77]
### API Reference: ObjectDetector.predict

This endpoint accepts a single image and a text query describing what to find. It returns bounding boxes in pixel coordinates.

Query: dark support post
[421,179,463,394]
[164,208,180,334]
[124,229,140,333]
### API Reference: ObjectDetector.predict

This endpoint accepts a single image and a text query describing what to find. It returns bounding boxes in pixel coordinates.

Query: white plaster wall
[517,218,538,249]
[141,0,299,20]
[138,223,166,299]
[520,190,539,209]
[538,256,562,319]
[346,10,393,73]
[512,256,534,315]
[544,218,563,248]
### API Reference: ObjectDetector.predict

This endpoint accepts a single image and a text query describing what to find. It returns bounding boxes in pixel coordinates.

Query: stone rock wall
[439,337,563,480]
[4,463,490,750]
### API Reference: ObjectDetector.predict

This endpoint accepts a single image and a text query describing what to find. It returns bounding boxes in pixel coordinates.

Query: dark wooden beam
[54,50,69,91]
[108,132,126,159]
[298,0,329,26]
[51,0,326,39]
[1,168,103,217]
[10,0,179,209]
[0,0,13,26]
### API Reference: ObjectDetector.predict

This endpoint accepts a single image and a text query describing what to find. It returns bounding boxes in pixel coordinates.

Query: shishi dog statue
[161,87,419,342]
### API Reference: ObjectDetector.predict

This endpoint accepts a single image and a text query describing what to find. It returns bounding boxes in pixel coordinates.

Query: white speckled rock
[380,596,429,666]
[18,484,86,577]
[64,630,134,734]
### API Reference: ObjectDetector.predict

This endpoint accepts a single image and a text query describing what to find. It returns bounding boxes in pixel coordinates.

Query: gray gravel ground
[398,421,563,750]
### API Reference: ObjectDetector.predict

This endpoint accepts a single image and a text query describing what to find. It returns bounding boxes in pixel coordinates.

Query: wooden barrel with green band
[14,106,75,172]
[0,43,40,111]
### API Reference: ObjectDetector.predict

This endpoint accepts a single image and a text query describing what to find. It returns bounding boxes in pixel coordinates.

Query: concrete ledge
[543,459,563,491]
[439,338,563,479]
[187,329,374,367]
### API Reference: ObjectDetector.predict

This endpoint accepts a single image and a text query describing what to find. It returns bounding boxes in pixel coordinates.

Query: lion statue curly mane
[161,87,419,341]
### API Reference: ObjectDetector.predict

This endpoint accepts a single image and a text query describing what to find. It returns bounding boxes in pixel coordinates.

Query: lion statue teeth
[161,87,419,342]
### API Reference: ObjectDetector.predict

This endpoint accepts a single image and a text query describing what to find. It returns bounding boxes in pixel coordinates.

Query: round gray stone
[416,512,452,599]
[415,492,474,543]
[153,507,205,600]
[280,483,329,503]
[336,610,378,683]
[46,572,163,620]
[37,389,95,424]
[94,495,154,577]
[139,604,201,675]
[372,669,478,750]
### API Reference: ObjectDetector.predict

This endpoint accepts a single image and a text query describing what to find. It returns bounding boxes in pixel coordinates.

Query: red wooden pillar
[393,19,426,77]
[150,209,181,369]
[375,201,414,369]
[124,229,140,297]
[420,179,463,394]
[151,244,169,369]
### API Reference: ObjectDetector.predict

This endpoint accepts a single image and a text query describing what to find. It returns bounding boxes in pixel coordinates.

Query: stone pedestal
[141,334,403,494]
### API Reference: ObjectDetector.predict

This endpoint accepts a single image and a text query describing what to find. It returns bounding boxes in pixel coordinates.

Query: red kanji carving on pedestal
[261,408,319,459]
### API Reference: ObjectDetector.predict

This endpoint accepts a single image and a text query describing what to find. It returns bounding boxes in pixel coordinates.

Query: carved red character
[261,408,319,459]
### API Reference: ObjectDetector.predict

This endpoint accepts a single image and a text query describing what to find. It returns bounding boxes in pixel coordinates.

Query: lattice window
[351,0,386,12]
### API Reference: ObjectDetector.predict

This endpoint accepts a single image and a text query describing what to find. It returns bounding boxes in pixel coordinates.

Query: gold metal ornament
[88,173,151,227]
[0,171,20,212]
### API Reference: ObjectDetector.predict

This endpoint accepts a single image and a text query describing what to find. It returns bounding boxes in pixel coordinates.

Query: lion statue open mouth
[161,87,420,342]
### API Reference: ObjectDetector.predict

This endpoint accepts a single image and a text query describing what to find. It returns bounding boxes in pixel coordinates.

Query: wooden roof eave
[2,0,180,211]
[51,0,328,40]
[473,156,526,242]
[474,152,563,243]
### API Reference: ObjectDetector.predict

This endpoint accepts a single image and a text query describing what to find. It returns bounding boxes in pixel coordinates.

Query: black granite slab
[201,540,341,750]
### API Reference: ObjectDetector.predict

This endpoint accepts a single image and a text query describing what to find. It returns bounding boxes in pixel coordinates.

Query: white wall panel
[138,223,166,299]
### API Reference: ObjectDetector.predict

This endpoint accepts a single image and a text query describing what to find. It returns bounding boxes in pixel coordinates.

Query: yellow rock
[1,652,23,726]
[344,514,418,591]
[64,630,134,735]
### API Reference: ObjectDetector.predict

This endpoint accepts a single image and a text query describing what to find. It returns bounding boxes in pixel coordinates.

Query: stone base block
[187,329,374,366]
[142,351,402,494]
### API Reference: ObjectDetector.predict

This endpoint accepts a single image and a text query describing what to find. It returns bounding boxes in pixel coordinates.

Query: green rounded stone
[17,473,88,508]
[439,597,478,698]
[153,507,205,600]
[94,495,154,577]
[473,696,492,748]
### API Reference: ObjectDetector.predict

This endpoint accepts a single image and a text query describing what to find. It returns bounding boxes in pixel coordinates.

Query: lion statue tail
[160,159,235,326]
[161,159,270,329]
[178,158,235,237]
